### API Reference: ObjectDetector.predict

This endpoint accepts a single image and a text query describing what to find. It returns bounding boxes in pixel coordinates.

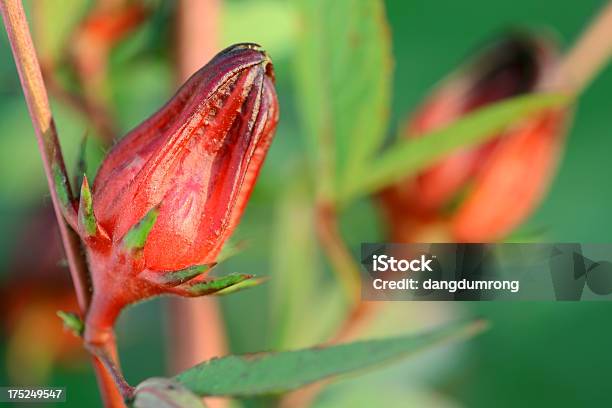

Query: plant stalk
[547,1,612,93]
[0,1,124,406]
[315,202,361,303]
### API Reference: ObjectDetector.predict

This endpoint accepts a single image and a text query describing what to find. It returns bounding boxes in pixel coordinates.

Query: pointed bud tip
[217,42,275,82]
[80,174,91,193]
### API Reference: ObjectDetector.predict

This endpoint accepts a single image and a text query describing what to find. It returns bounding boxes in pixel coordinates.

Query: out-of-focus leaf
[313,381,457,408]
[222,0,297,58]
[133,378,206,408]
[269,179,345,349]
[293,0,392,200]
[343,93,572,202]
[27,0,87,64]
[0,98,89,204]
[111,59,172,134]
[175,319,486,397]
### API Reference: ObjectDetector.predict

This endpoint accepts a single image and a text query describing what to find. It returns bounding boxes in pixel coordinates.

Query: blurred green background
[1,0,611,407]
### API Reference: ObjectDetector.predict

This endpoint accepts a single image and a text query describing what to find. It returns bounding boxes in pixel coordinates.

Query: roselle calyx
[380,33,569,242]
[75,44,278,344]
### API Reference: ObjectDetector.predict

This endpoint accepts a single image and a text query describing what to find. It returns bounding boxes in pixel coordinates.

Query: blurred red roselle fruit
[74,44,278,344]
[71,1,149,80]
[379,33,570,242]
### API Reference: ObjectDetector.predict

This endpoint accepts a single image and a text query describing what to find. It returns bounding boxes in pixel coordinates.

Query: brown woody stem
[0,1,124,406]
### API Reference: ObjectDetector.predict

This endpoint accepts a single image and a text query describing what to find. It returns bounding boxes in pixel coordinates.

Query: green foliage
[342,92,572,202]
[25,0,87,63]
[174,319,485,397]
[293,0,392,201]
[269,180,345,349]
[133,378,206,408]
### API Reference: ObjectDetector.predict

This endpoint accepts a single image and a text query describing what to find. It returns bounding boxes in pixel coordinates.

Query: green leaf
[122,206,160,251]
[175,319,486,397]
[133,378,206,408]
[26,0,88,64]
[293,0,392,200]
[269,179,345,349]
[342,92,573,202]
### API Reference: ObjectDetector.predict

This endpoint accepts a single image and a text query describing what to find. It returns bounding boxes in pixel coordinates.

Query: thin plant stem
[547,1,612,93]
[0,1,124,406]
[315,201,361,303]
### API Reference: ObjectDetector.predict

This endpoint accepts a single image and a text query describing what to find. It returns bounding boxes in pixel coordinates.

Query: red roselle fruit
[73,44,278,345]
[379,33,570,242]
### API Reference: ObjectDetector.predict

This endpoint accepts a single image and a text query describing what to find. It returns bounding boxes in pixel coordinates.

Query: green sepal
[142,264,214,287]
[56,310,84,336]
[178,273,253,297]
[214,276,268,296]
[78,175,97,237]
[122,206,160,252]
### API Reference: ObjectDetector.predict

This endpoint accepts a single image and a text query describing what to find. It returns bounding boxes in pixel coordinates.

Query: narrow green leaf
[343,92,572,202]
[293,0,392,200]
[133,378,206,408]
[175,319,486,397]
[56,310,84,336]
[122,206,160,251]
